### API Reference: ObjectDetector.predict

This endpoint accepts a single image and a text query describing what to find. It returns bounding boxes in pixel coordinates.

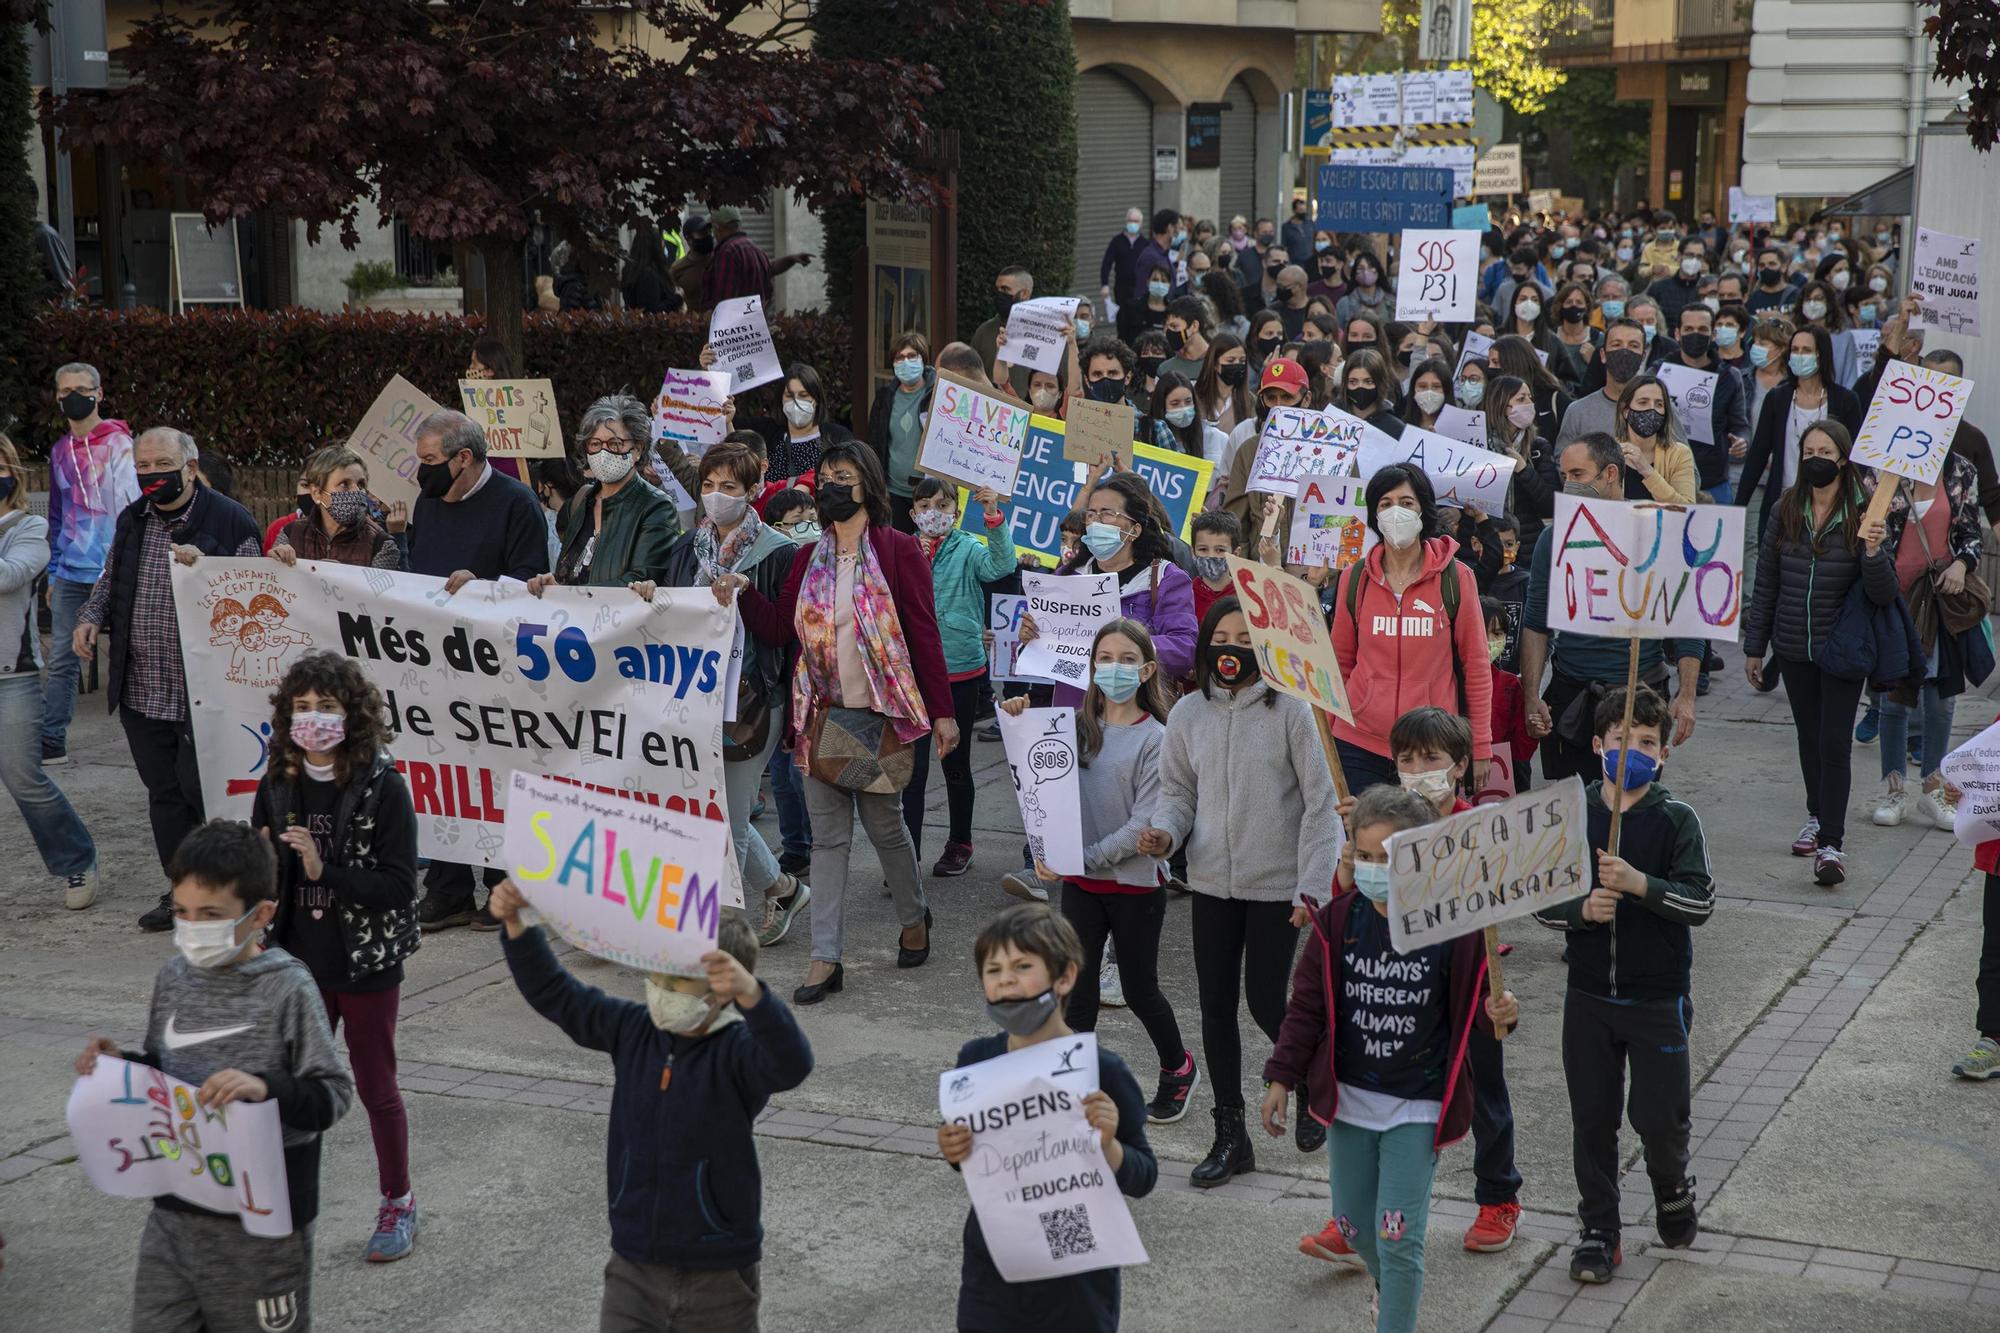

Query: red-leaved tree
[1926,0,1998,151]
[46,0,1016,360]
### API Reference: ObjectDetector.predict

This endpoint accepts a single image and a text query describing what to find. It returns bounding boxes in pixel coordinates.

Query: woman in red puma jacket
[1330,463,1494,794]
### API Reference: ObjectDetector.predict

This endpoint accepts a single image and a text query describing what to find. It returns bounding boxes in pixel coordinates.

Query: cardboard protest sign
[1435,405,1487,448]
[1851,360,1973,488]
[503,773,733,975]
[173,562,737,868]
[1653,362,1717,446]
[1546,494,1744,641]
[707,296,783,392]
[997,706,1085,875]
[68,1056,292,1237]
[652,368,732,456]
[344,374,443,508]
[1358,423,1513,512]
[1385,777,1589,952]
[1395,230,1480,323]
[1286,474,1371,569]
[458,378,562,457]
[1910,227,1981,336]
[1940,719,2000,847]
[958,418,1212,567]
[1472,145,1522,197]
[998,297,1083,375]
[919,371,1030,494]
[1064,397,1135,469]
[1247,405,1376,497]
[1227,556,1352,722]
[939,1033,1147,1282]
[1017,571,1121,689]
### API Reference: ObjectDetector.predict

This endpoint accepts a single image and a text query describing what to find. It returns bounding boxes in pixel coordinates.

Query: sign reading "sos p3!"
[1851,360,1974,488]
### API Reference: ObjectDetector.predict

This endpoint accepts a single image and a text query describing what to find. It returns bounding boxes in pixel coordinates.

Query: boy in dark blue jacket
[1535,685,1715,1286]
[490,881,812,1332]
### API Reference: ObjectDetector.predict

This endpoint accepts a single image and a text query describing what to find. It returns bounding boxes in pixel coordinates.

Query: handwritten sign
[708,296,784,392]
[68,1056,293,1237]
[1435,405,1487,448]
[1064,396,1136,468]
[503,772,734,976]
[1386,778,1589,951]
[458,378,561,458]
[652,368,732,456]
[1247,405,1375,497]
[988,593,1045,685]
[1910,227,1981,336]
[1228,556,1352,721]
[1395,230,1480,323]
[998,706,1085,875]
[920,371,1030,494]
[1287,474,1371,569]
[1940,719,2000,847]
[1018,571,1121,689]
[1727,187,1777,224]
[1851,360,1973,488]
[999,297,1083,376]
[343,375,443,509]
[1358,423,1513,512]
[1472,145,1522,197]
[1547,494,1744,641]
[1654,362,1718,447]
[938,1033,1146,1282]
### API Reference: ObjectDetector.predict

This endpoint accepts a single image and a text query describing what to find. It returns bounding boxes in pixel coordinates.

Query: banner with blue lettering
[957,413,1214,567]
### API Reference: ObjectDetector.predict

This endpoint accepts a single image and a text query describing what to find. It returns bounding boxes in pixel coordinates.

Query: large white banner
[939,1033,1147,1282]
[1546,494,1744,642]
[172,560,736,867]
[68,1056,293,1237]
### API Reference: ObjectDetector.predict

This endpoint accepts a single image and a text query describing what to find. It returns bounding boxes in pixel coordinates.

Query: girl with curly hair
[251,649,423,1262]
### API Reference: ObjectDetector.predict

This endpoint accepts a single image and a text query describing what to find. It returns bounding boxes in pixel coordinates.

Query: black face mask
[1086,377,1127,404]
[1253,335,1282,359]
[1137,355,1165,379]
[417,459,457,499]
[1347,384,1380,410]
[59,391,98,421]
[1605,348,1644,383]
[1798,456,1840,489]
[137,468,186,509]
[1164,328,1185,355]
[816,481,863,524]
[1560,306,1588,325]
[1218,363,1249,388]
[692,234,715,255]
[1679,332,1712,360]
[1318,262,1339,278]
[295,494,318,520]
[1759,268,1784,287]
[995,290,1018,320]
[1207,644,1260,688]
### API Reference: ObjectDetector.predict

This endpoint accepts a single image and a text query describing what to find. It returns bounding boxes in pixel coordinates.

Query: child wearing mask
[1188,510,1242,627]
[1000,619,1198,1122]
[1481,597,1539,795]
[491,888,812,1330]
[1261,784,1518,1333]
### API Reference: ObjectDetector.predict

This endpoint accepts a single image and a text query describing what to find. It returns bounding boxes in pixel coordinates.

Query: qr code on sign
[1051,657,1084,681]
[1039,1203,1096,1261]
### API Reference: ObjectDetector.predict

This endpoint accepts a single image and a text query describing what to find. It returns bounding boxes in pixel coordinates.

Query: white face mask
[1377,505,1423,550]
[173,908,258,970]
[1399,765,1458,805]
[588,450,636,484]
[783,399,817,428]
[1516,301,1541,323]
[701,491,749,527]
[1030,388,1059,412]
[644,976,741,1034]
[1413,388,1446,416]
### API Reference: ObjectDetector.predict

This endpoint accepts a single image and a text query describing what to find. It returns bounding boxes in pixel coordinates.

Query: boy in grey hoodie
[79,819,352,1333]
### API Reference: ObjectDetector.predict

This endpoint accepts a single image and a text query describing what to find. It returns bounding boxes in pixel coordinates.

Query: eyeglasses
[583,436,634,456]
[1081,507,1128,524]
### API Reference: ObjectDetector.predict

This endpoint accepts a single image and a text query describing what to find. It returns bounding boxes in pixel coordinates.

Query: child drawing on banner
[240,592,314,685]
[1008,759,1050,868]
[208,597,247,648]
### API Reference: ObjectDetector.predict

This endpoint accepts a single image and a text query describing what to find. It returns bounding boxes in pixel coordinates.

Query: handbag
[805,705,914,794]
[722,675,772,763]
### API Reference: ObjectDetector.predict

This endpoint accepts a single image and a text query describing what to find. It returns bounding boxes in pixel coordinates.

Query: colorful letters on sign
[1546,495,1744,642]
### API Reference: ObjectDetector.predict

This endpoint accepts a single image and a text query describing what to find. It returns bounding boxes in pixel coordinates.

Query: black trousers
[1562,989,1694,1234]
[1062,883,1185,1069]
[423,859,506,906]
[120,709,205,874]
[1469,1025,1523,1205]
[1333,737,1398,796]
[902,677,982,856]
[1775,656,1868,849]
[1191,895,1299,1110]
[1980,874,2000,1037]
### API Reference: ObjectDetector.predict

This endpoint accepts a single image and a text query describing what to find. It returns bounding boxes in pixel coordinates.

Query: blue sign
[1302,90,1333,151]
[1315,164,1453,230]
[957,416,1215,568]
[1453,203,1493,232]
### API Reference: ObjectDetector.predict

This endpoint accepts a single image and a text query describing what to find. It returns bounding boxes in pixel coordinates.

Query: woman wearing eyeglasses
[528,394,681,593]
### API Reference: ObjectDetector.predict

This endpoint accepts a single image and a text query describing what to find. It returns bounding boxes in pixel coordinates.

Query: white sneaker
[1872,777,1907,826]
[1919,783,1958,829]
[64,868,98,910]
[1099,952,1126,1008]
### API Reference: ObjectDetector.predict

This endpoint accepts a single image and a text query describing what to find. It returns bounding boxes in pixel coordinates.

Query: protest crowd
[9,194,2000,1333]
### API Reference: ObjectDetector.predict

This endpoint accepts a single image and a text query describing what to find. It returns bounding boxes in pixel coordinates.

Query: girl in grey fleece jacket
[1142,595,1340,1184]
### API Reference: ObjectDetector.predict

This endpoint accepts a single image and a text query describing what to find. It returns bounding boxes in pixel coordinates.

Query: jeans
[801,773,928,964]
[765,744,811,861]
[1774,656,1868,848]
[902,677,982,855]
[0,674,95,876]
[722,723,784,917]
[1879,681,1955,781]
[1705,480,1734,505]
[118,708,205,874]
[1327,1121,1439,1333]
[1334,738,1400,796]
[40,576,92,752]
[1062,883,1185,1068]
[1190,894,1299,1110]
[319,986,410,1200]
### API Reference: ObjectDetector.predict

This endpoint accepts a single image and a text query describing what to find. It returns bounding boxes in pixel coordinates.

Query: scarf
[693,506,764,581]
[791,530,930,767]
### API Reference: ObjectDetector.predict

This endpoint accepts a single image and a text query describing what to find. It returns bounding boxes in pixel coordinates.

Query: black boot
[1190,1106,1254,1187]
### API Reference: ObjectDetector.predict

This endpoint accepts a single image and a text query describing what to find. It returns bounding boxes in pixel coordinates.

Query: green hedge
[19,307,853,463]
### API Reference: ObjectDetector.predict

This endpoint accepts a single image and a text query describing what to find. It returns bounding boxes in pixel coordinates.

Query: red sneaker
[1464,1201,1521,1252]
[1299,1217,1364,1264]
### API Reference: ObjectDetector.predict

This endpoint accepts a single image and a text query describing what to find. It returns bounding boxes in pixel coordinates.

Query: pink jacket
[1330,535,1493,761]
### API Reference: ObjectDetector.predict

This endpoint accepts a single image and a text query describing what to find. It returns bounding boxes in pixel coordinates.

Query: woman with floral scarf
[727,441,956,1005]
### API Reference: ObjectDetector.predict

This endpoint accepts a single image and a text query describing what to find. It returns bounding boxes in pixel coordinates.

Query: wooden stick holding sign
[1605,636,1642,857]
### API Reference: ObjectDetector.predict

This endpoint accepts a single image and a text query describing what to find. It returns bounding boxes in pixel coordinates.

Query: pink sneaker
[1789,817,1820,856]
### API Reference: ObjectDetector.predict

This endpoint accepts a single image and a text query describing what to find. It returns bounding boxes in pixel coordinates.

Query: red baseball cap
[1260,358,1308,397]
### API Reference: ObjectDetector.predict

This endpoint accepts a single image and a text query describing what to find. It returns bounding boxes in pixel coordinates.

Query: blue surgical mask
[1092,662,1144,702]
[1082,522,1128,560]
[1075,319,1092,340]
[1788,353,1819,379]
[1147,280,1170,299]
[893,357,923,385]
[1600,299,1626,320]
[1749,343,1772,367]
[1455,378,1485,408]
[1124,220,1141,236]
[1600,747,1660,791]
[1715,326,1740,348]
[1315,240,1332,254]
[1172,230,1187,248]
[1165,405,1196,429]
[1353,860,1392,904]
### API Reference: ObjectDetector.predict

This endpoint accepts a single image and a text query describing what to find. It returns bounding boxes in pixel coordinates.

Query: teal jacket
[925,525,1019,675]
